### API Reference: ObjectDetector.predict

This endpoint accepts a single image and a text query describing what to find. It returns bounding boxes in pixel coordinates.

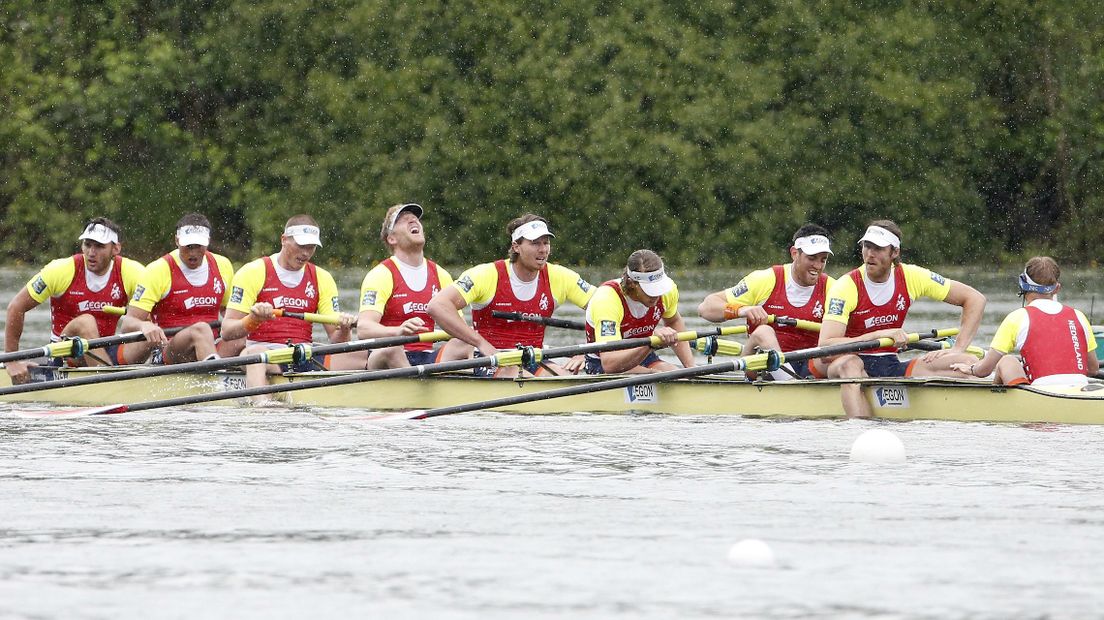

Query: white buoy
[849,428,907,463]
[727,538,776,568]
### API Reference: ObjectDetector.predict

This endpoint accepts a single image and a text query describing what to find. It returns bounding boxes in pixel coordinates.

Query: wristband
[242,315,262,333]
[722,303,743,321]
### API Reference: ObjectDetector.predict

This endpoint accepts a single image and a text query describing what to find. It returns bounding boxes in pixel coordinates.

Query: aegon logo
[623,326,653,338]
[184,296,219,310]
[77,300,112,312]
[402,301,429,315]
[864,314,899,329]
[272,296,310,309]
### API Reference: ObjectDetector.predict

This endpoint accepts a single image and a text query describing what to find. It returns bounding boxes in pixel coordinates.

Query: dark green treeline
[3,1,1103,268]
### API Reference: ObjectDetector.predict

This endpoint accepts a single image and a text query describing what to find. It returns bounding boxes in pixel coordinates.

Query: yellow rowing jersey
[226,256,342,316]
[451,261,595,310]
[129,250,235,313]
[359,260,454,314]
[823,263,951,325]
[26,255,144,305]
[989,300,1096,355]
[725,263,837,307]
[585,282,679,342]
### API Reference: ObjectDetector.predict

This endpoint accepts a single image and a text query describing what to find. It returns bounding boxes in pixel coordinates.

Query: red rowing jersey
[381,258,441,352]
[251,256,319,344]
[470,260,553,348]
[1021,304,1092,382]
[844,266,910,354]
[584,280,665,342]
[50,255,127,338]
[150,252,225,334]
[752,265,827,351]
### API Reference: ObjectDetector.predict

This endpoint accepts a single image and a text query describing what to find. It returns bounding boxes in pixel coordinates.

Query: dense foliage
[3,1,1102,268]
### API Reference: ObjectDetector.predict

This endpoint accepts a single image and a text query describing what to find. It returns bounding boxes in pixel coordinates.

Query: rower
[817,220,986,417]
[583,250,695,374]
[220,215,366,402]
[4,218,144,383]
[426,213,596,377]
[117,213,241,365]
[356,203,469,368]
[952,256,1098,385]
[698,223,835,380]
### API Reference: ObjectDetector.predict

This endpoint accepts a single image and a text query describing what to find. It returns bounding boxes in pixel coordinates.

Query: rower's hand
[140,321,168,347]
[336,313,357,332]
[250,303,275,322]
[875,328,909,349]
[560,354,585,374]
[4,360,31,385]
[949,361,976,376]
[742,305,770,327]
[398,317,429,335]
[653,325,680,348]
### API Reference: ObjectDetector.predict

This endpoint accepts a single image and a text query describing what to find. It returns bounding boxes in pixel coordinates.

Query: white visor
[78,223,119,245]
[388,203,424,233]
[511,220,555,242]
[285,224,322,247]
[858,225,900,248]
[176,225,211,247]
[793,234,833,255]
[627,268,675,297]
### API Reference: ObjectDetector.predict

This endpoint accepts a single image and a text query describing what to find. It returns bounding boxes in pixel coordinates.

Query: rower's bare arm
[121,306,166,346]
[4,289,41,382]
[223,303,276,342]
[428,287,495,356]
[698,292,729,323]
[322,313,356,343]
[952,348,1003,379]
[943,281,986,349]
[356,309,426,340]
[598,346,652,374]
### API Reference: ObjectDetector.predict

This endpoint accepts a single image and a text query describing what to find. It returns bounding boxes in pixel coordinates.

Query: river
[0,265,1101,619]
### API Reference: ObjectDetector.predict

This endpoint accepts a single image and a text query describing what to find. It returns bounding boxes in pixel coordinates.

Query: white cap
[793,234,833,255]
[511,220,555,242]
[388,203,424,233]
[627,267,675,297]
[176,225,211,247]
[858,225,900,248]
[285,224,322,247]
[78,223,119,245]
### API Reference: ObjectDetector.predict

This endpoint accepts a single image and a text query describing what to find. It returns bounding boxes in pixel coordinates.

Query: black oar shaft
[0,331,443,397]
[0,322,219,364]
[490,311,585,331]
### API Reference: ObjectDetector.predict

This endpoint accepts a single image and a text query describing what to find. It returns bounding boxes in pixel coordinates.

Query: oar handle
[773,317,822,332]
[490,311,585,331]
[907,339,985,358]
[0,320,223,364]
[274,309,355,326]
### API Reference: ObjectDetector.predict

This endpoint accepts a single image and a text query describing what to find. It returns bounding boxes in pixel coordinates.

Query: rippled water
[1,267,1102,618]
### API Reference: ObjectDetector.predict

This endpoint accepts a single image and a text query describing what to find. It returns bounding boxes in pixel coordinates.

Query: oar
[907,339,986,358]
[403,329,959,420]
[273,309,356,326]
[14,326,750,417]
[490,311,585,331]
[0,321,222,364]
[0,330,451,398]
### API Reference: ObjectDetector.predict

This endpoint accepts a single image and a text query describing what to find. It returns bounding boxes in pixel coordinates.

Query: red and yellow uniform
[726,264,834,351]
[990,299,1096,385]
[359,258,453,352]
[452,260,594,348]
[129,250,234,332]
[26,254,144,338]
[824,263,951,354]
[227,255,342,344]
[583,279,680,373]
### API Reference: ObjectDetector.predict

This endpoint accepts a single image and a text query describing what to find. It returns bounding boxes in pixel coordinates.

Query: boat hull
[2,367,1102,424]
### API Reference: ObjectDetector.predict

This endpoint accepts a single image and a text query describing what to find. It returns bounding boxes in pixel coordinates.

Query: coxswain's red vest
[845,266,910,354]
[470,260,553,348]
[585,281,666,343]
[51,255,127,338]
[1021,304,1091,382]
[251,256,319,344]
[150,252,225,336]
[381,258,441,352]
[753,264,827,351]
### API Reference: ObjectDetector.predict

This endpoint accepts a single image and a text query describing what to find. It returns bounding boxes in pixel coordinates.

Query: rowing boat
[3,366,1102,424]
